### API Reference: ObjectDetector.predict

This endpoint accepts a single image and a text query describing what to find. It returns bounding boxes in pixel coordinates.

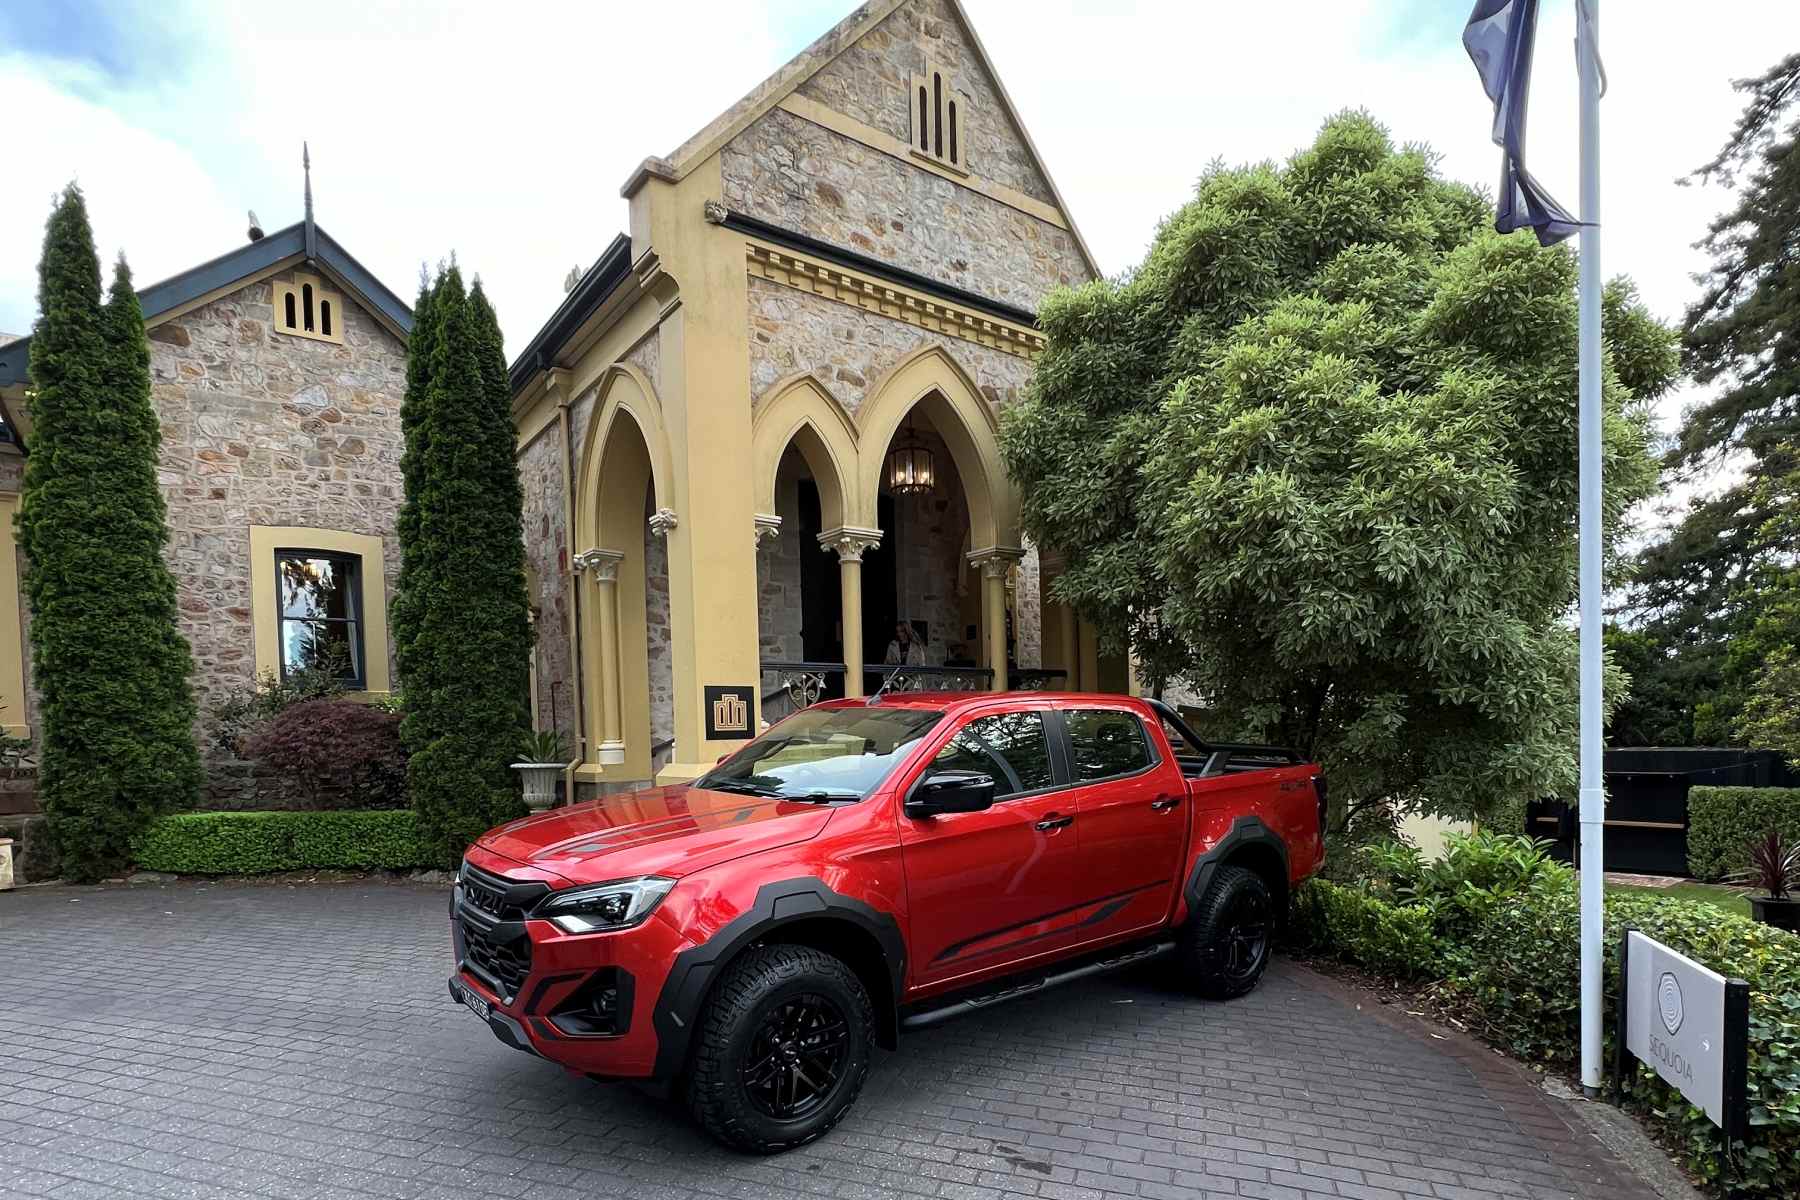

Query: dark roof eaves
[0,223,413,389]
[507,234,633,396]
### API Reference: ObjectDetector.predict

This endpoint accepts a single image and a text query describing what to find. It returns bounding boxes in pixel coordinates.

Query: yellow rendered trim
[248,526,391,696]
[0,493,26,737]
[750,373,859,531]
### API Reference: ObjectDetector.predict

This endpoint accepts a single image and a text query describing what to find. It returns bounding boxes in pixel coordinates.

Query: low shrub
[1302,830,1800,1193]
[244,699,406,810]
[1288,879,1439,979]
[1461,875,1800,1193]
[1690,786,1800,880]
[133,809,431,874]
[206,661,348,759]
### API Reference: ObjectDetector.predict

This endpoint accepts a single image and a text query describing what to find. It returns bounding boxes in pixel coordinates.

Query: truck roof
[819,691,1153,714]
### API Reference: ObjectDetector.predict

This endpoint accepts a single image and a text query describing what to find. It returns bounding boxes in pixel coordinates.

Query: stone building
[512,0,1131,792]
[0,202,414,758]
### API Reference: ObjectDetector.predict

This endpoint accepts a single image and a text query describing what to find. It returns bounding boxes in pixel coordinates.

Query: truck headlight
[534,876,675,933]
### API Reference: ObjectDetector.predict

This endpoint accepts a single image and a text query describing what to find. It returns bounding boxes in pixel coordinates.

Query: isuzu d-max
[449,691,1324,1152]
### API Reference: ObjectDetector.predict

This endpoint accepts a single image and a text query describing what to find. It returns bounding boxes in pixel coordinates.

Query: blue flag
[1464,0,1579,246]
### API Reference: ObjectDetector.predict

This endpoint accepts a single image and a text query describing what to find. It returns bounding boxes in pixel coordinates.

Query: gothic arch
[751,373,858,532]
[573,362,674,553]
[855,345,1018,549]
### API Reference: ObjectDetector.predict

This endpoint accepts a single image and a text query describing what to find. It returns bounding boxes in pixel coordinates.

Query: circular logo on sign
[1658,971,1684,1035]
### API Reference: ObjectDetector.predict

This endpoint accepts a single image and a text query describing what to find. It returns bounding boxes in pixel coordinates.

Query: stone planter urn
[0,836,13,891]
[512,761,572,813]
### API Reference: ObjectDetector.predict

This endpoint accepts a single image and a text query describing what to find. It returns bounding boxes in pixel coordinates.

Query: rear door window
[1064,708,1154,782]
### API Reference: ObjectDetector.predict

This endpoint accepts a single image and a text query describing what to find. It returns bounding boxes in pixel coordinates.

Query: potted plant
[1736,830,1800,932]
[514,729,573,813]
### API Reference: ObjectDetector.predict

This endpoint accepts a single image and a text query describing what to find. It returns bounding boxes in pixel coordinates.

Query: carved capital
[753,513,783,547]
[967,546,1025,580]
[818,525,883,564]
[573,547,624,583]
[648,507,679,538]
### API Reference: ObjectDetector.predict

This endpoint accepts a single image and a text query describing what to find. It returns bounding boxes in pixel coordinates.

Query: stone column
[968,548,1025,692]
[820,527,882,698]
[575,548,626,765]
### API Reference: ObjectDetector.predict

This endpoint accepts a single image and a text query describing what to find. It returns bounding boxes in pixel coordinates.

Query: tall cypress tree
[400,266,533,864]
[391,270,443,686]
[17,186,201,880]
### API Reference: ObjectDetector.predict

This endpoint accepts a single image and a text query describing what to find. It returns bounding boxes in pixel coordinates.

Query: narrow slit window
[933,72,943,158]
[301,283,315,332]
[948,100,958,164]
[284,291,297,329]
[918,86,929,151]
[319,300,333,338]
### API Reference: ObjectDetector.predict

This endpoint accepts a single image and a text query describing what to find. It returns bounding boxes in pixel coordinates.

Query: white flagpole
[1576,0,1605,1098]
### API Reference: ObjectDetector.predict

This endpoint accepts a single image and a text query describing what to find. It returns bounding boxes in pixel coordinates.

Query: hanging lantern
[885,416,936,495]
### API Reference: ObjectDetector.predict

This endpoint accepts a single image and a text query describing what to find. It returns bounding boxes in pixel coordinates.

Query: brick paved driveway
[0,880,1653,1200]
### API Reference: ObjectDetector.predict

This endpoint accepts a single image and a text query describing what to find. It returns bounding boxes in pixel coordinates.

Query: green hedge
[1689,786,1800,880]
[133,809,433,874]
[1289,879,1440,979]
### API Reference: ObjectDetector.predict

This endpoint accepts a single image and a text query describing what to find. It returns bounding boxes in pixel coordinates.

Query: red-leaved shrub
[244,699,407,810]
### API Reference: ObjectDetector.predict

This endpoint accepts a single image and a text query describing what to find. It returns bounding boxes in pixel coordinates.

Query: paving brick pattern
[0,880,1652,1200]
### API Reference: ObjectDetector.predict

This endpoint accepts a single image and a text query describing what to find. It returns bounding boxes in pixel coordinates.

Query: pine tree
[1623,52,1800,744]
[399,266,533,865]
[17,186,201,880]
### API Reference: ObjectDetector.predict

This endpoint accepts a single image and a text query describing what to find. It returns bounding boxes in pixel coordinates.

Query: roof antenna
[302,141,318,262]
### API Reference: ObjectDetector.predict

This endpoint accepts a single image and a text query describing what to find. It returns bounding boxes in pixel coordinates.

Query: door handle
[1035,813,1074,831]
[1150,795,1182,812]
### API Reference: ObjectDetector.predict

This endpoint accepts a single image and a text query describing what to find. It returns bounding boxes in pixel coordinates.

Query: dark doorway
[797,481,839,676]
[863,493,898,688]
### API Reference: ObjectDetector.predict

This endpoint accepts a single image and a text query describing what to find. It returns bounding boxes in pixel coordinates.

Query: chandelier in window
[885,415,936,495]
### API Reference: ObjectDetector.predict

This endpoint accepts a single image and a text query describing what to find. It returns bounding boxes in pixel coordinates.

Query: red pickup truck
[449,691,1324,1152]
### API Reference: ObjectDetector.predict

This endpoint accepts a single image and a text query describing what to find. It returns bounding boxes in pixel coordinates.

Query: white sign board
[1623,930,1728,1125]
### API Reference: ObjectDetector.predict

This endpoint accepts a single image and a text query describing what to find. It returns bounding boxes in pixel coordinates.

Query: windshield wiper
[702,780,782,797]
[782,791,861,804]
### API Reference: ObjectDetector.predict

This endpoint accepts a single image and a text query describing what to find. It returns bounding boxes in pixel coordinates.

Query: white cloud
[4,0,1795,522]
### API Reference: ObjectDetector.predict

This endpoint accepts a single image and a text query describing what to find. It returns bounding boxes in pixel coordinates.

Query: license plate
[456,980,492,1022]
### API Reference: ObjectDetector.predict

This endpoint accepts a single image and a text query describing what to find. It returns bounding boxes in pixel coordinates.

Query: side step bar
[899,939,1177,1031]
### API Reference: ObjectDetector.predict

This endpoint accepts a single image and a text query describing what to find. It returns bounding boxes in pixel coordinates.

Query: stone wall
[723,108,1080,313]
[148,270,407,743]
[748,278,1031,418]
[796,0,1056,205]
[518,420,576,746]
[644,499,674,755]
[757,454,806,664]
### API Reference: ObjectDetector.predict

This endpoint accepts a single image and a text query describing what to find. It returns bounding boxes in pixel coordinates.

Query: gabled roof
[623,0,1100,279]
[0,220,412,391]
[507,234,633,396]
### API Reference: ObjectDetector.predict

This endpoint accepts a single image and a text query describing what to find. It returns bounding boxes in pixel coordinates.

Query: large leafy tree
[1623,53,1800,745]
[398,265,533,864]
[17,185,201,879]
[1001,114,1676,839]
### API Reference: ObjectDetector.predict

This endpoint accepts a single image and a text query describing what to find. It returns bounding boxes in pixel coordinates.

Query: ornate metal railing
[758,661,1064,715]
[1010,668,1067,691]
[868,664,993,694]
[759,660,846,715]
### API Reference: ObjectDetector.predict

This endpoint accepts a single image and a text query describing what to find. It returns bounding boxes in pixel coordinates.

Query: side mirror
[905,770,996,818]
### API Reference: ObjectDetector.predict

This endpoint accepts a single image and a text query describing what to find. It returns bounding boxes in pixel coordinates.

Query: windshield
[696,706,945,801]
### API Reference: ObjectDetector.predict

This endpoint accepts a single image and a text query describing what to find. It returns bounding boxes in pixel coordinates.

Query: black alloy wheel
[686,943,874,1153]
[1179,863,1276,999]
[741,992,851,1120]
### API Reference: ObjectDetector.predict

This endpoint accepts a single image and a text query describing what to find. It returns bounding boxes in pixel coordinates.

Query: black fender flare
[1184,815,1291,921]
[650,877,905,1083]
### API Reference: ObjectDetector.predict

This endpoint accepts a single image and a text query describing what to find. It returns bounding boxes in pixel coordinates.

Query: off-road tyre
[686,943,874,1153]
[1176,864,1274,1000]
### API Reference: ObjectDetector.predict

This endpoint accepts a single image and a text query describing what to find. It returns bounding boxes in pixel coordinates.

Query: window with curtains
[275,550,365,687]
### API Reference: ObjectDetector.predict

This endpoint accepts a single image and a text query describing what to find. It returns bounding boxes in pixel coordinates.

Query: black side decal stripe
[931,881,1169,965]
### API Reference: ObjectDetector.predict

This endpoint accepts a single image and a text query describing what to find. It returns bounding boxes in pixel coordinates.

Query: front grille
[455,861,550,1002]
[462,919,532,1000]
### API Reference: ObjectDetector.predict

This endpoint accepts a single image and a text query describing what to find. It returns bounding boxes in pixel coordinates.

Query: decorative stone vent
[911,62,968,174]
[272,271,346,344]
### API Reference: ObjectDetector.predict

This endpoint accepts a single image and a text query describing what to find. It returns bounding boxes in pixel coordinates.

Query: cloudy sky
[1,0,1793,467]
